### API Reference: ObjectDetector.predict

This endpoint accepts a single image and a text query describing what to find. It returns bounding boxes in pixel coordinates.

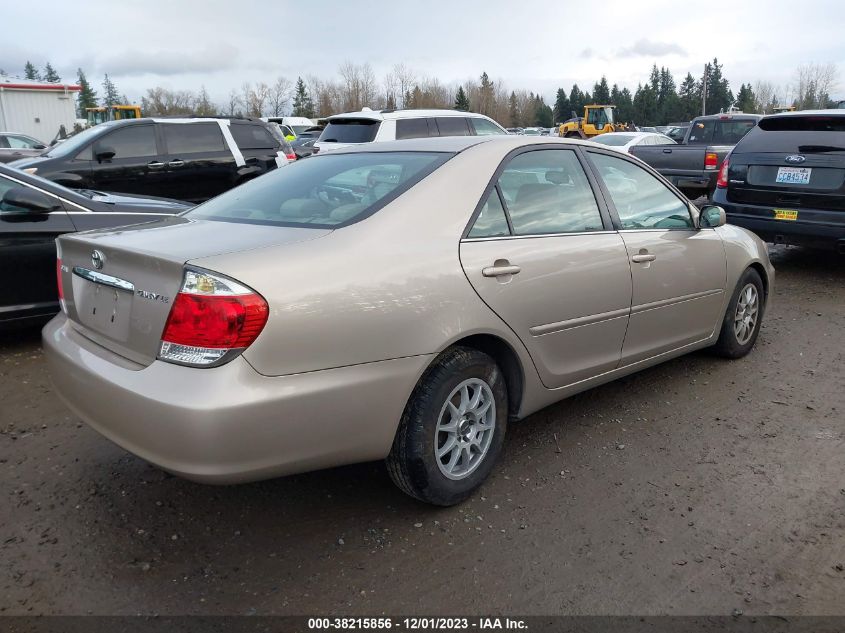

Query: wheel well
[748,262,769,300]
[450,334,524,420]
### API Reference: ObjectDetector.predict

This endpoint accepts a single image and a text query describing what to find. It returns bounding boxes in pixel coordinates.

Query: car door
[585,149,727,365]
[90,124,166,196]
[0,173,76,321]
[160,122,234,202]
[460,147,632,389]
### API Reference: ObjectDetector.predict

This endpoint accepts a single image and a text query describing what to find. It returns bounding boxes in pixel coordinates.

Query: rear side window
[737,115,845,154]
[186,151,451,228]
[320,119,380,144]
[396,118,432,140]
[163,123,226,154]
[230,124,278,150]
[95,125,157,158]
[688,119,757,145]
[468,189,510,238]
[470,118,507,135]
[589,152,693,230]
[435,117,471,137]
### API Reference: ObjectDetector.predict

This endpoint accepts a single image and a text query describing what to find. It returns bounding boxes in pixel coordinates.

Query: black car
[0,163,190,327]
[713,111,845,252]
[9,118,294,204]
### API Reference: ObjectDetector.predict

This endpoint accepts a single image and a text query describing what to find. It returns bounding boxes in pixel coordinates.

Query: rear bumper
[714,189,845,251]
[43,314,431,483]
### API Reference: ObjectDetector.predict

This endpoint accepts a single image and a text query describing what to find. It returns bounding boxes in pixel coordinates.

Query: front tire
[387,347,508,506]
[713,268,765,358]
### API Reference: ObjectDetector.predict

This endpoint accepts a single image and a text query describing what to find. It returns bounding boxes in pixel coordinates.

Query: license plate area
[72,268,134,341]
[773,208,799,221]
[776,167,812,185]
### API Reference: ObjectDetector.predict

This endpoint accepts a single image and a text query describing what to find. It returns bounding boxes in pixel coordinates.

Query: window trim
[460,144,615,240]
[581,147,697,232]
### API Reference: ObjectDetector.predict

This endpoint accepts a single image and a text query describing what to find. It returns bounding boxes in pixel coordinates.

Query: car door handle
[631,253,657,263]
[167,160,185,168]
[662,148,672,153]
[482,264,521,277]
[147,161,165,170]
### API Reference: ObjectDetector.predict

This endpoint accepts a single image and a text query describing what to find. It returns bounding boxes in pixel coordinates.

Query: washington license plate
[776,167,811,185]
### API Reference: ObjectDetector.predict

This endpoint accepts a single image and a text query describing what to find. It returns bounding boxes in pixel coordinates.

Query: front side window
[589,152,693,230]
[186,151,451,228]
[95,125,157,158]
[7,135,40,149]
[470,118,506,136]
[396,118,431,140]
[163,123,226,154]
[496,149,603,235]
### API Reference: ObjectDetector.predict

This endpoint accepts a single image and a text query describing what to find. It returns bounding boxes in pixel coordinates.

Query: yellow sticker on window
[773,209,798,221]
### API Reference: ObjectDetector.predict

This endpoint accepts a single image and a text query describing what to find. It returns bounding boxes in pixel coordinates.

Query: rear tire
[387,347,508,506]
[712,268,765,359]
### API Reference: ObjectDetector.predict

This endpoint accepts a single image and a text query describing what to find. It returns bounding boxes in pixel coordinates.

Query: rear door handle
[167,160,185,168]
[662,149,672,153]
[147,161,165,170]
[482,264,521,277]
[631,253,657,263]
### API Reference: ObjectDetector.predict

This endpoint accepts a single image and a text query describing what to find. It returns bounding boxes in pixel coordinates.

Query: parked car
[638,126,658,133]
[630,113,761,199]
[0,163,189,328]
[9,118,293,203]
[314,109,507,153]
[44,135,773,506]
[264,116,316,138]
[665,125,689,143]
[292,138,318,160]
[521,127,542,136]
[589,131,676,154]
[713,110,845,252]
[0,132,48,164]
[505,127,524,135]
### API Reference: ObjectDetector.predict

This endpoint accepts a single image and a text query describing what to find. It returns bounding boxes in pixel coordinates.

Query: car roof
[693,113,762,121]
[326,109,495,122]
[319,135,598,155]
[761,109,845,118]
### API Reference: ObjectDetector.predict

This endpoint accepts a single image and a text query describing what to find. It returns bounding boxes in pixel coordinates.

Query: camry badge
[785,155,806,164]
[91,250,105,270]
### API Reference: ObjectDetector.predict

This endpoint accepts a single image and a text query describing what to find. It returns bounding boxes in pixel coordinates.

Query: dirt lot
[1,245,843,616]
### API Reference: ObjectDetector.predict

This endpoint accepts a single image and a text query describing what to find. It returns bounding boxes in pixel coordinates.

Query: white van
[314,109,506,153]
[264,116,316,138]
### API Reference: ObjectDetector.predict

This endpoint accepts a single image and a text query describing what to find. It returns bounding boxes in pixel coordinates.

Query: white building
[0,77,81,143]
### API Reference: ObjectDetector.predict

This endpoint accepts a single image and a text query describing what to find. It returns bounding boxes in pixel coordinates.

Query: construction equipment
[772,105,797,114]
[85,105,142,127]
[558,105,623,138]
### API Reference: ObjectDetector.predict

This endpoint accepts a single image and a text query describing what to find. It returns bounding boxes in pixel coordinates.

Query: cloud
[580,48,594,59]
[617,39,687,57]
[94,44,240,77]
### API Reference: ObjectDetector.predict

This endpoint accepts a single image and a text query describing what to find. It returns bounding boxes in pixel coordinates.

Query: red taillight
[56,258,64,301]
[161,293,268,349]
[705,152,719,170]
[717,157,730,188]
[286,153,296,161]
[158,269,268,366]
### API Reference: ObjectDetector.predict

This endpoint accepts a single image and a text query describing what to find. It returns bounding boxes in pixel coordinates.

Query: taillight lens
[56,258,64,301]
[158,269,268,367]
[717,157,730,188]
[286,152,296,161]
[705,152,719,170]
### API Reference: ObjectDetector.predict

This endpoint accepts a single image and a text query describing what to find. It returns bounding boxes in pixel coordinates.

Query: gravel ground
[1,245,843,616]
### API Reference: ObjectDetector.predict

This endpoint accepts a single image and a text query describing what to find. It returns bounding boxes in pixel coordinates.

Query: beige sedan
[44,136,773,505]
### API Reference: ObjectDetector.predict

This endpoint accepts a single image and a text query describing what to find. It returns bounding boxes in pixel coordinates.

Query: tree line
[2,59,839,126]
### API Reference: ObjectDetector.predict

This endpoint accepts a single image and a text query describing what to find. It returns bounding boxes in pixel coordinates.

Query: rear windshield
[185,151,451,228]
[736,116,845,154]
[687,118,757,145]
[319,119,380,144]
[592,134,635,146]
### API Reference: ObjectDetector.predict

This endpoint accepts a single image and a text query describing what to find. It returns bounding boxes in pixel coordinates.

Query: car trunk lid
[58,216,329,366]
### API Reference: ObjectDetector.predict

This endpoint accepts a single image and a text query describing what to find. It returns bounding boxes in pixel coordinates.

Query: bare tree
[269,76,292,117]
[226,89,242,117]
[194,85,216,116]
[141,86,196,116]
[242,81,270,117]
[392,63,416,109]
[794,62,839,109]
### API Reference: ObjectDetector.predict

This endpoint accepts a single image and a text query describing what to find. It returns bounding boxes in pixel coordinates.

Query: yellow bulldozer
[558,105,626,138]
[85,105,142,127]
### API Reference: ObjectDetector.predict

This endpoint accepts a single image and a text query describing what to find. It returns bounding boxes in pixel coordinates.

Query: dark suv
[10,118,294,203]
[713,111,845,252]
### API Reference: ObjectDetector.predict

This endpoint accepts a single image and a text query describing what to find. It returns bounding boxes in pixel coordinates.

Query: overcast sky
[2,0,844,106]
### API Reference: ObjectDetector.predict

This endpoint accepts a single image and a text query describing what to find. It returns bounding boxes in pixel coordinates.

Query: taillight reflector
[705,152,719,170]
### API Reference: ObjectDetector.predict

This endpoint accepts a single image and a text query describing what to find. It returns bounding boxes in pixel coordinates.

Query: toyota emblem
[91,250,105,270]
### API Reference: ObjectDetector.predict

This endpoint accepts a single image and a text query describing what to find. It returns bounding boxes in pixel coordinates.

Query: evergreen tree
[703,58,733,114]
[291,77,315,118]
[533,96,553,127]
[24,61,39,80]
[657,66,680,123]
[194,85,216,116]
[101,74,120,106]
[508,91,519,127]
[478,72,494,116]
[633,83,658,126]
[678,72,700,120]
[592,76,611,104]
[611,84,635,124]
[552,88,569,124]
[735,83,756,113]
[385,92,397,110]
[568,84,583,118]
[583,91,592,105]
[75,68,98,118]
[454,86,470,112]
[43,62,60,83]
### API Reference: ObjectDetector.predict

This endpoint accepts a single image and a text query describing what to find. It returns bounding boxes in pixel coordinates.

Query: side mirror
[33,144,48,150]
[2,187,61,213]
[94,145,116,161]
[699,204,726,228]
